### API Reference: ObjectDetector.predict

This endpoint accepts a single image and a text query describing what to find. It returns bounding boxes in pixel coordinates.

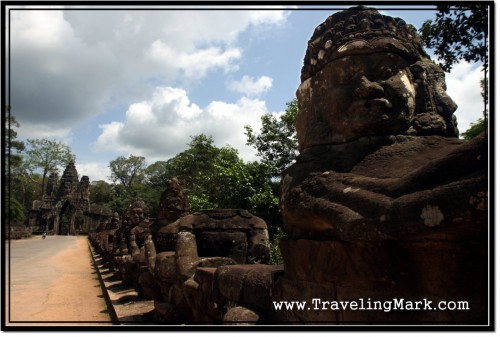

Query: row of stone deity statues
[89,178,280,323]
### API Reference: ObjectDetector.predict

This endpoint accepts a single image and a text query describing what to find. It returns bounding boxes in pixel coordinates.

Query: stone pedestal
[271,235,488,323]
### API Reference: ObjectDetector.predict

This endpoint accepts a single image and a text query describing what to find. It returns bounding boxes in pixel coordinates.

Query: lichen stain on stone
[420,205,444,227]
[343,187,360,194]
[469,192,487,211]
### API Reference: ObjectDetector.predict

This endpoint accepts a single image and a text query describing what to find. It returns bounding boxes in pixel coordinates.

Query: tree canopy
[245,98,298,178]
[419,5,489,72]
[420,5,489,137]
[109,154,146,191]
[25,138,74,198]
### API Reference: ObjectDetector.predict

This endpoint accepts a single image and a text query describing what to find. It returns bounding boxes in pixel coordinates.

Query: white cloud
[75,162,111,183]
[148,41,241,80]
[228,75,273,96]
[16,123,73,143]
[248,9,289,26]
[11,10,73,48]
[445,60,485,134]
[94,86,271,162]
[9,8,289,138]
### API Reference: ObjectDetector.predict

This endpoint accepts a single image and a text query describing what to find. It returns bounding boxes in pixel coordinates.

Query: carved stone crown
[301,6,430,82]
[129,198,149,215]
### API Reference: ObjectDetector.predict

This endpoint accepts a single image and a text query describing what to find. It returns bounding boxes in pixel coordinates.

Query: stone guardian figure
[274,6,487,323]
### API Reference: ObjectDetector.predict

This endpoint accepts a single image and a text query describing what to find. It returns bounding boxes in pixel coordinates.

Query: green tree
[25,138,74,199]
[420,5,489,132]
[419,5,488,72]
[144,161,169,187]
[5,194,25,223]
[5,111,25,170]
[89,180,114,205]
[163,134,250,211]
[244,99,300,239]
[461,118,487,140]
[10,166,42,212]
[245,99,299,178]
[109,154,146,192]
[4,111,27,223]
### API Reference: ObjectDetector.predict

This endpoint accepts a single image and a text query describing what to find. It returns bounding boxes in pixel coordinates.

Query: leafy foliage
[5,195,25,222]
[89,180,115,205]
[162,134,253,211]
[25,138,74,198]
[269,226,287,265]
[109,154,146,191]
[5,111,25,170]
[245,99,299,178]
[461,118,487,140]
[419,5,489,72]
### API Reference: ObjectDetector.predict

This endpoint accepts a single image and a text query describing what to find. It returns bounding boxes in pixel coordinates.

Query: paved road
[5,235,112,326]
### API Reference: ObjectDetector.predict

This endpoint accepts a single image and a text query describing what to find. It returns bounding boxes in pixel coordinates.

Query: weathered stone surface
[178,209,268,232]
[148,208,271,322]
[138,271,162,302]
[247,229,271,264]
[270,276,338,323]
[154,251,176,289]
[280,237,487,298]
[297,6,458,151]
[175,232,200,280]
[223,306,260,324]
[215,264,282,314]
[281,133,486,241]
[184,268,220,320]
[273,6,488,324]
[120,198,152,292]
[156,178,190,223]
[197,231,248,263]
[281,5,487,242]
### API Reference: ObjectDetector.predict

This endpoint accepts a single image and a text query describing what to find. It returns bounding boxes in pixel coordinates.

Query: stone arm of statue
[129,233,141,262]
[281,133,487,241]
[144,234,157,273]
[175,232,236,282]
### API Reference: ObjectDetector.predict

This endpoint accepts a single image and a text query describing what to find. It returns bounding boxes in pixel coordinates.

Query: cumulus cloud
[148,41,241,80]
[10,10,118,138]
[75,162,111,183]
[94,86,269,162]
[444,60,485,134]
[9,8,288,139]
[228,75,273,96]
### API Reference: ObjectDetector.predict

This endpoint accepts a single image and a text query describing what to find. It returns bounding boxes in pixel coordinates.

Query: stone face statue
[296,6,458,150]
[127,198,151,261]
[79,176,91,202]
[156,178,189,222]
[46,173,58,198]
[280,6,487,241]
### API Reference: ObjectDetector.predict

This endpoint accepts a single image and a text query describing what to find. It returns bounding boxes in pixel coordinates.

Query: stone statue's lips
[335,37,414,61]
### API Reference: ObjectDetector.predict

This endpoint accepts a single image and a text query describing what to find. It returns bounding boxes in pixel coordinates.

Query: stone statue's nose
[355,76,384,98]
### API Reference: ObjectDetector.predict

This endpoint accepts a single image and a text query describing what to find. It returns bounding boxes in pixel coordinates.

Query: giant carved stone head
[296,6,458,151]
[280,7,486,242]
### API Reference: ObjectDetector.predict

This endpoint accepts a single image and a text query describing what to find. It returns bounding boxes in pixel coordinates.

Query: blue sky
[7,4,486,182]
